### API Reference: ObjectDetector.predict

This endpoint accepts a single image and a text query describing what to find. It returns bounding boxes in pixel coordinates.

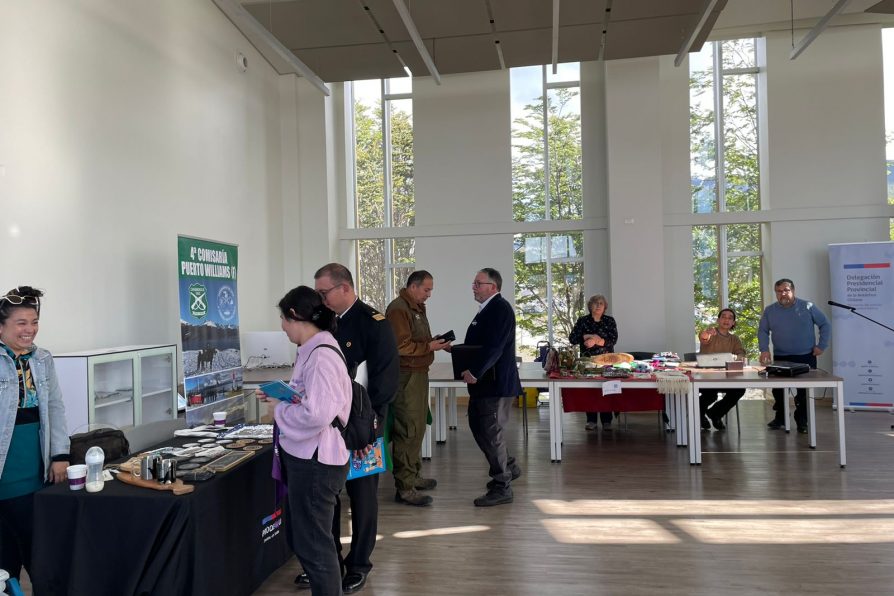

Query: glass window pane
[726,223,761,253]
[357,239,386,311]
[727,255,762,356]
[547,88,583,221]
[386,76,411,96]
[546,62,580,84]
[393,237,415,264]
[388,99,414,227]
[690,43,717,214]
[722,73,760,212]
[550,234,584,343]
[693,225,720,328]
[514,232,584,358]
[511,66,546,222]
[354,81,384,228]
[514,233,548,357]
[721,38,756,69]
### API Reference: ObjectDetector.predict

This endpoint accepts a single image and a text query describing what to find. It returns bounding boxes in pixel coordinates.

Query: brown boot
[395,489,433,506]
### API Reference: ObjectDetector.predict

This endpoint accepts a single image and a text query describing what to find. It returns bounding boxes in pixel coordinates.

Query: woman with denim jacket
[0,286,70,583]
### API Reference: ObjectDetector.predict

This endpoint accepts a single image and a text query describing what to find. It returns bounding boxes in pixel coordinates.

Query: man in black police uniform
[298,263,398,594]
[455,267,522,507]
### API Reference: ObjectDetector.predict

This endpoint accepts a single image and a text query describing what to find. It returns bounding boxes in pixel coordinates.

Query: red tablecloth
[560,387,665,412]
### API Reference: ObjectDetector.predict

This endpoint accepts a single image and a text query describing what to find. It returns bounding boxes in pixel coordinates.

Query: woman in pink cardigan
[268,286,352,596]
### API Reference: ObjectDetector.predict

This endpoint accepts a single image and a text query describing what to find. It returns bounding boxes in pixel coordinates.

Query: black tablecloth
[30,440,291,596]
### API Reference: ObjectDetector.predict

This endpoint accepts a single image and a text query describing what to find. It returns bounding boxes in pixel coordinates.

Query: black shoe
[767,419,785,430]
[797,425,808,434]
[414,477,437,490]
[487,466,521,491]
[708,412,725,431]
[294,573,311,589]
[342,571,368,594]
[701,416,711,431]
[474,489,513,507]
[395,489,433,506]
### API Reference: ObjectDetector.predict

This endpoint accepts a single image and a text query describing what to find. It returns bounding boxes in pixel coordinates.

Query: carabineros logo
[189,284,208,318]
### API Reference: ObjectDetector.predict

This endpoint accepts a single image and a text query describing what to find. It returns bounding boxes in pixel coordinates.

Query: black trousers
[586,411,613,424]
[332,407,387,575]
[283,450,347,596]
[0,491,35,582]
[333,472,379,574]
[700,388,746,419]
[468,397,516,492]
[771,353,817,426]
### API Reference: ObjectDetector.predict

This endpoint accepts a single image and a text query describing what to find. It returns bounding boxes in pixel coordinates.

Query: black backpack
[310,343,378,450]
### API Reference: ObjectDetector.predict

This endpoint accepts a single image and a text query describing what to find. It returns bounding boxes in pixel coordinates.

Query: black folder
[450,344,496,381]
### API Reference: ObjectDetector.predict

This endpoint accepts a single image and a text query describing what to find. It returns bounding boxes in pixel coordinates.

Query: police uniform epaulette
[359,301,386,321]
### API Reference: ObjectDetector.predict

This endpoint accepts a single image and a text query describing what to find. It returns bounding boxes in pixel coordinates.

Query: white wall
[605,58,668,352]
[410,71,515,351]
[0,0,298,353]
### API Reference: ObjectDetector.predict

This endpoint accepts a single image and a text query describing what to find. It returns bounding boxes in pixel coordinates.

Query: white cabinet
[55,345,178,433]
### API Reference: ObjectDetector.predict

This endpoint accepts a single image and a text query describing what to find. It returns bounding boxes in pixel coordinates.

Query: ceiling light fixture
[674,0,721,67]
[552,0,561,75]
[789,0,852,60]
[211,0,329,95]
[483,0,506,70]
[391,0,441,84]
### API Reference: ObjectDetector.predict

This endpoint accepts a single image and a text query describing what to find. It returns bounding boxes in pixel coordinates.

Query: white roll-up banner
[828,241,894,410]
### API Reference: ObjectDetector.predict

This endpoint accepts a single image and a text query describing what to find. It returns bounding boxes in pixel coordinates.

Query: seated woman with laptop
[697,308,746,431]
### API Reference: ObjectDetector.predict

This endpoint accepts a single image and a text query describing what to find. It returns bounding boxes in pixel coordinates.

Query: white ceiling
[232,0,894,83]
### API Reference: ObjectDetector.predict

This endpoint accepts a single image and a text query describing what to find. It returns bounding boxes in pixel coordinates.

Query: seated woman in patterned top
[568,294,619,431]
[697,308,747,431]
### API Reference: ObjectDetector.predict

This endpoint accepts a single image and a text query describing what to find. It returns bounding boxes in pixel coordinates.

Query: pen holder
[726,360,744,371]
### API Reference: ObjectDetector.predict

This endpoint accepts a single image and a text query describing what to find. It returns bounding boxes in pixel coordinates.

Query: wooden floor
[249,396,894,596]
[21,396,890,595]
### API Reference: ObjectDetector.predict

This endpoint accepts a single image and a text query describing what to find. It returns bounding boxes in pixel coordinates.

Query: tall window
[511,64,584,355]
[351,78,415,310]
[883,29,894,240]
[690,39,764,354]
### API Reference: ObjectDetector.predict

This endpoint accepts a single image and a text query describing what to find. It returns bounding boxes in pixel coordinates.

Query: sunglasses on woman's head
[1,294,40,309]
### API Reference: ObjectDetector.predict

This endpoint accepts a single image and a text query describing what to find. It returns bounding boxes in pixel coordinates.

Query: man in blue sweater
[758,278,831,433]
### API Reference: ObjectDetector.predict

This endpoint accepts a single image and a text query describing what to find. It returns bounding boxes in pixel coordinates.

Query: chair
[687,351,741,432]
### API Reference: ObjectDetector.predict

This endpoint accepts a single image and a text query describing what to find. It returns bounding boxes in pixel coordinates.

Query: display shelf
[94,395,134,409]
[56,345,178,431]
[143,387,174,398]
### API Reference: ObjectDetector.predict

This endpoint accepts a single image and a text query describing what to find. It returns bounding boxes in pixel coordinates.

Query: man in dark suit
[293,263,398,594]
[457,268,522,507]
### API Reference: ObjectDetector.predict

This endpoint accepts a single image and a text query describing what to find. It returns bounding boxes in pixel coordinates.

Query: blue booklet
[346,436,386,480]
[258,380,302,403]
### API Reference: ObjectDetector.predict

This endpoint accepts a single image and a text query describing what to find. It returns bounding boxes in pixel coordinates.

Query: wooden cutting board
[115,471,194,495]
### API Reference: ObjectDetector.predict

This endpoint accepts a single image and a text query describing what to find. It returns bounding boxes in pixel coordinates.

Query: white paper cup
[66,464,87,490]
[212,411,227,426]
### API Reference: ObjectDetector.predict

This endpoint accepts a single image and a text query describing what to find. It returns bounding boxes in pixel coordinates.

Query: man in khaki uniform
[385,270,450,506]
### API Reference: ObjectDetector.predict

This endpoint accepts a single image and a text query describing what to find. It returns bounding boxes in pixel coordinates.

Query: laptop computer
[450,344,496,381]
[695,352,735,368]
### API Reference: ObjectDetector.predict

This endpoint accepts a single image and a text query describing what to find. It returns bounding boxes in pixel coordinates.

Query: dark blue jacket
[463,293,522,399]
[333,299,399,416]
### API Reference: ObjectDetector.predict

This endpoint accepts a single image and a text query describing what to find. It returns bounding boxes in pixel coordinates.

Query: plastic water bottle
[85,446,105,493]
